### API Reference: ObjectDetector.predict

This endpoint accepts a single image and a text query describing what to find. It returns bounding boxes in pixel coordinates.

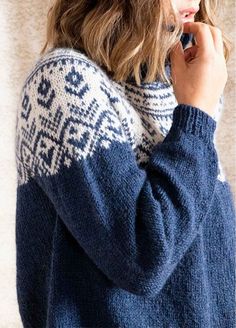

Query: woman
[15,0,235,327]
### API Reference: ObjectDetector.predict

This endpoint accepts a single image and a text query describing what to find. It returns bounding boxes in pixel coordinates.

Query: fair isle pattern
[15,47,226,186]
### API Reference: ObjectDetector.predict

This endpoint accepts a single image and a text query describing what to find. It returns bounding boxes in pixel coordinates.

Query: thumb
[170,41,185,68]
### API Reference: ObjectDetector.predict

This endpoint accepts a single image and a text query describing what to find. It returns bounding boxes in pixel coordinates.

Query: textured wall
[0,1,235,326]
[215,3,236,199]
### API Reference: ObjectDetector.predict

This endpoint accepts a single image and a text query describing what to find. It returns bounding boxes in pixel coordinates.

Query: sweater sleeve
[22,58,219,298]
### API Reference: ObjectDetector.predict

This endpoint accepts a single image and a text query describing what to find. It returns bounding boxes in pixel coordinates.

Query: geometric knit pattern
[15,47,225,186]
[15,42,235,328]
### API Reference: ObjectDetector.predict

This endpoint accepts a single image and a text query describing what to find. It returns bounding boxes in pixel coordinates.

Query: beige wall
[0,1,235,326]
[215,2,236,199]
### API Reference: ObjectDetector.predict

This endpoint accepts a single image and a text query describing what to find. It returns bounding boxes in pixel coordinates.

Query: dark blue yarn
[180,32,195,48]
[15,51,235,328]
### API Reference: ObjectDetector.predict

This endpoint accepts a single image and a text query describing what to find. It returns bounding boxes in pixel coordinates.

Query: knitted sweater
[15,34,235,328]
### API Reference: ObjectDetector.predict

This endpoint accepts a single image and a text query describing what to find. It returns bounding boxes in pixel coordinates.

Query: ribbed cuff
[167,104,217,144]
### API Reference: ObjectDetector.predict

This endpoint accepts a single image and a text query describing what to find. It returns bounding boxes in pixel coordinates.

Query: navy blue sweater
[15,35,235,327]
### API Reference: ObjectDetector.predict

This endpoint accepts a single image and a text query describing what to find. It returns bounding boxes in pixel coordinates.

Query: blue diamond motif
[65,66,84,87]
[38,77,51,97]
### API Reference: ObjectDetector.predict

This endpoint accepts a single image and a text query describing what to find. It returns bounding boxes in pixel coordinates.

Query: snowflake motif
[65,66,84,87]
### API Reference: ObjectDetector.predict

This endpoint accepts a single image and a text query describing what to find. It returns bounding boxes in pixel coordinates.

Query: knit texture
[15,35,235,327]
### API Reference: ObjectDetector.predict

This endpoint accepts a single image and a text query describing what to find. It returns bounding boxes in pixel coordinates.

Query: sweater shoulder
[15,48,128,186]
[22,47,112,90]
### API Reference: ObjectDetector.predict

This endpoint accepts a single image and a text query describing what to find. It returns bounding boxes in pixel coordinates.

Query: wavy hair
[40,0,233,86]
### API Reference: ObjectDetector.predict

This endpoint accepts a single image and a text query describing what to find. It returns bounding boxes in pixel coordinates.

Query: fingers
[207,25,224,56]
[182,22,214,58]
[184,45,198,62]
[183,22,224,57]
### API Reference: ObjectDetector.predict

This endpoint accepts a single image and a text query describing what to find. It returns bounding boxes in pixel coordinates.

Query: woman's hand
[170,22,228,119]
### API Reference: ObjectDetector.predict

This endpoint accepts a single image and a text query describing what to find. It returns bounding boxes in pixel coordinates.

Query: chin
[181,18,195,23]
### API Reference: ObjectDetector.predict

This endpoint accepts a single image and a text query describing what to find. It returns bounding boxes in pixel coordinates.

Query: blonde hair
[40,0,233,86]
